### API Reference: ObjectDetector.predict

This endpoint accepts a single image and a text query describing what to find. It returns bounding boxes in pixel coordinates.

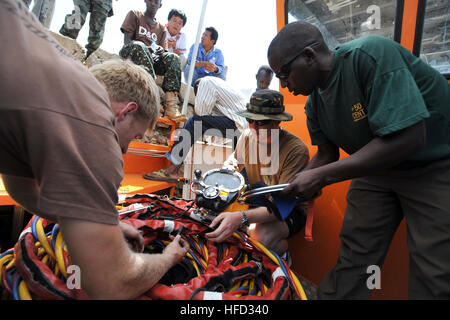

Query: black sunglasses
[247,119,272,126]
[275,42,320,81]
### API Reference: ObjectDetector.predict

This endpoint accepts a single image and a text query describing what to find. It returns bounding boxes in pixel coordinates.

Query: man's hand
[281,169,325,200]
[155,45,165,56]
[167,38,177,49]
[194,61,203,69]
[58,218,189,299]
[119,221,144,253]
[164,235,188,265]
[205,212,242,242]
[203,61,218,73]
[282,121,427,200]
[148,44,165,56]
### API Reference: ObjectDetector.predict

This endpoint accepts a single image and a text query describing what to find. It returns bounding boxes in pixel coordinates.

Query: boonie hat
[236,89,293,121]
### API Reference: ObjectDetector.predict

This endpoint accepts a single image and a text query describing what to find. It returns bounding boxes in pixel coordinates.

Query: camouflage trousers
[119,41,181,93]
[22,0,55,28]
[59,0,113,53]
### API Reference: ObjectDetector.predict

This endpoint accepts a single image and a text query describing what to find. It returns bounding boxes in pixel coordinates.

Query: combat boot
[165,91,187,123]
[85,50,94,61]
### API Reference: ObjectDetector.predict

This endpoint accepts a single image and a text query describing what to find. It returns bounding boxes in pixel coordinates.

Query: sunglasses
[247,119,272,126]
[275,42,320,81]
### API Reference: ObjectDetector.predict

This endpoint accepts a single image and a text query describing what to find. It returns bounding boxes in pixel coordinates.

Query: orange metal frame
[1,118,177,211]
[276,0,432,299]
[121,117,177,197]
[0,177,18,206]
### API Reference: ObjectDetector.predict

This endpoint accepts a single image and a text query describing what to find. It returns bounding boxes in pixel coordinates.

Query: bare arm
[58,217,188,299]
[123,31,134,45]
[194,61,206,69]
[205,207,275,243]
[305,140,340,170]
[282,120,426,199]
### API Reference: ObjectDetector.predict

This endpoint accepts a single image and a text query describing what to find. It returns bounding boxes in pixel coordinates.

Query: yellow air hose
[18,280,32,300]
[36,218,55,259]
[55,231,67,279]
[232,232,308,300]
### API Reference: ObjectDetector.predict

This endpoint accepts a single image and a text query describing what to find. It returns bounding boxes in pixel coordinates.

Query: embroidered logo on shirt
[351,103,368,122]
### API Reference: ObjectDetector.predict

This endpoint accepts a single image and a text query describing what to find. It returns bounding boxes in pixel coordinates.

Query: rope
[1,200,309,300]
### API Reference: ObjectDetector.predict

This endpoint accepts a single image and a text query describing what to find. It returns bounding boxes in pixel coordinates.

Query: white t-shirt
[165,29,187,56]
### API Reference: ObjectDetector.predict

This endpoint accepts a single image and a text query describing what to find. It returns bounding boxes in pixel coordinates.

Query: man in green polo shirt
[268,21,450,299]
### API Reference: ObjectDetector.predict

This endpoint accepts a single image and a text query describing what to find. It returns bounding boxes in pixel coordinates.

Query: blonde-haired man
[89,59,160,152]
[0,1,187,299]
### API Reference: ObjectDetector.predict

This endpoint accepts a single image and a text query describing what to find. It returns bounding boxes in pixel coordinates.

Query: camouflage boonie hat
[236,89,293,121]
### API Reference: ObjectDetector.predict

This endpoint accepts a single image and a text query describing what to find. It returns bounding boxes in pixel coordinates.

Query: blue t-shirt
[184,43,226,86]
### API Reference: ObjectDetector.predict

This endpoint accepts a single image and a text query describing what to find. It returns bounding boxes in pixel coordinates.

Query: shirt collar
[200,43,215,54]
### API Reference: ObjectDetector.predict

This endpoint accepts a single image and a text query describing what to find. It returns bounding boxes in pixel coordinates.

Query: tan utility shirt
[0,0,123,225]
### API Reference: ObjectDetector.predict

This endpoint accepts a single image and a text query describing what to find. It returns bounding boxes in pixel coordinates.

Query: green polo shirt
[305,36,450,168]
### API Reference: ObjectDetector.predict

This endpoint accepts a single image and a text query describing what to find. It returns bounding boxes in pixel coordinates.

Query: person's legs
[59,0,88,40]
[154,52,181,93]
[22,0,32,8]
[85,0,111,58]
[395,158,450,299]
[167,115,238,167]
[154,52,185,122]
[34,0,56,28]
[178,55,187,71]
[318,176,403,299]
[119,41,156,79]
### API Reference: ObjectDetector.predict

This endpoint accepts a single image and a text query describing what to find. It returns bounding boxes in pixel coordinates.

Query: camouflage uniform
[60,0,113,56]
[23,0,55,28]
[119,41,181,93]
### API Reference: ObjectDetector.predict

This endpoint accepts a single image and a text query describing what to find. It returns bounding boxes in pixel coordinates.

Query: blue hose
[31,216,39,240]
[0,249,14,259]
[12,275,22,300]
[51,225,59,251]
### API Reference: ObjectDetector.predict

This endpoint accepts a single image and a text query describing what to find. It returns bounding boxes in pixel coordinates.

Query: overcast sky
[43,0,279,98]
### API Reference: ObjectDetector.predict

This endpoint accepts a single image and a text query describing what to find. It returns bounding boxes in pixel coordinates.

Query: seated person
[152,76,249,179]
[256,65,274,91]
[119,0,186,123]
[165,8,188,70]
[205,90,310,259]
[0,0,187,299]
[184,27,226,86]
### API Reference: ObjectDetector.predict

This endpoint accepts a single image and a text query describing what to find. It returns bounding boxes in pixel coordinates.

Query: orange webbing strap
[304,200,315,242]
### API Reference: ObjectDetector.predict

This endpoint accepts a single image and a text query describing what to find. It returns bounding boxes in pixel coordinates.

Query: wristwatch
[239,211,250,228]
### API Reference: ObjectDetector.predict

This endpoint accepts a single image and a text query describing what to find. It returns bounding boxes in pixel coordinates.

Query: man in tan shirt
[206,90,310,257]
[0,0,187,299]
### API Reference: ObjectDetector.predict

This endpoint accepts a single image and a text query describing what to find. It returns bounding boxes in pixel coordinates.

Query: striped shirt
[194,77,249,131]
